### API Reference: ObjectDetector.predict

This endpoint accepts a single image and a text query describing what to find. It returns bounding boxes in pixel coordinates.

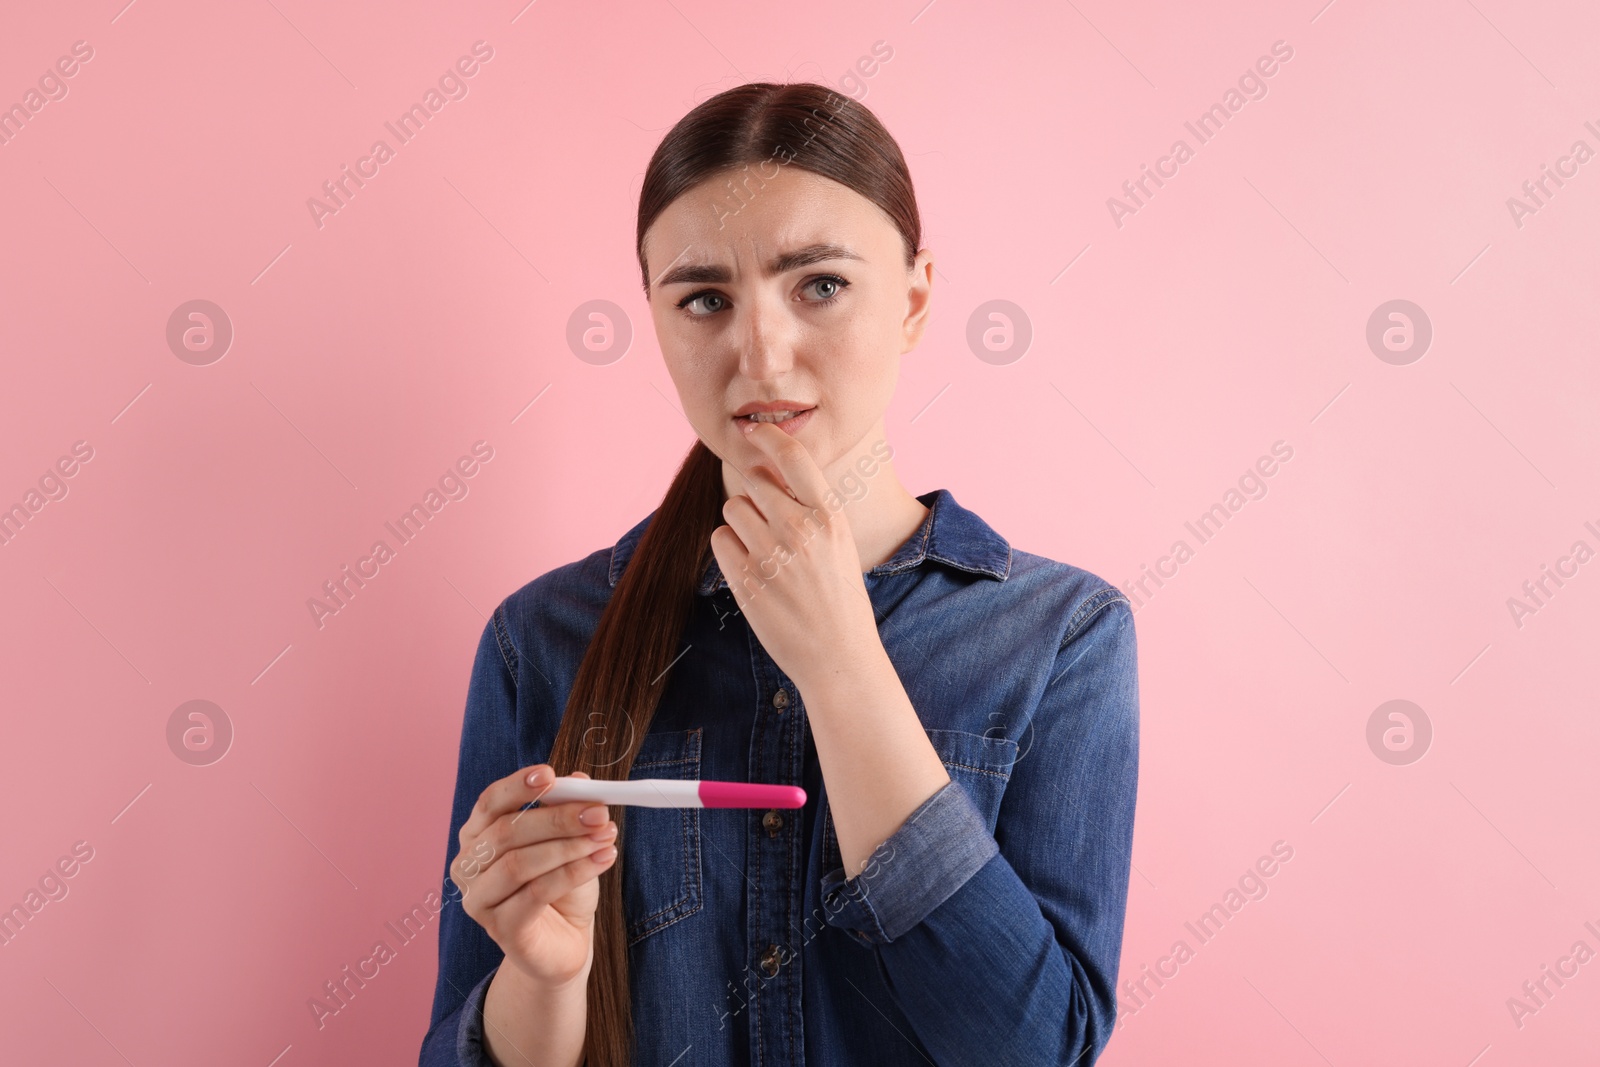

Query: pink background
[3,1,1598,1064]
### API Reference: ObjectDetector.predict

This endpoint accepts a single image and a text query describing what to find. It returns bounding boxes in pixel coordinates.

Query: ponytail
[549,439,723,1066]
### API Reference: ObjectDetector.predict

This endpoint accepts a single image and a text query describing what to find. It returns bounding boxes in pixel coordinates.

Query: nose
[738,294,795,381]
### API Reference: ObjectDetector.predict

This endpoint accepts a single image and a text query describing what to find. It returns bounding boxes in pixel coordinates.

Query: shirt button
[772,688,790,711]
[759,944,782,977]
[762,809,783,836]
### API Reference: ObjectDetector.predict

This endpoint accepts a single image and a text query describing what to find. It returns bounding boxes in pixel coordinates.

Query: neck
[719,416,928,573]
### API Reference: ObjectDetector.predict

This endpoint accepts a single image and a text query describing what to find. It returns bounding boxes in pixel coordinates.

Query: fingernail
[593,846,617,863]
[588,823,617,841]
[578,806,606,826]
[527,768,549,787]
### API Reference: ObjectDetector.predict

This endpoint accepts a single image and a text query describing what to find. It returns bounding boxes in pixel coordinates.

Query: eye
[801,274,850,306]
[672,274,851,320]
[676,290,728,317]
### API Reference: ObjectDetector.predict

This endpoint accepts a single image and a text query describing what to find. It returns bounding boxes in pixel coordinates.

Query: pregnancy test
[536,777,805,809]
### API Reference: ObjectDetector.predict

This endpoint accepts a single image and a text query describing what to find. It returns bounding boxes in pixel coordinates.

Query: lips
[732,405,816,436]
[733,399,815,417]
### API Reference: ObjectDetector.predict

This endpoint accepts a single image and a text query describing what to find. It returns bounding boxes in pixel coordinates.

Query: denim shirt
[420,488,1140,1066]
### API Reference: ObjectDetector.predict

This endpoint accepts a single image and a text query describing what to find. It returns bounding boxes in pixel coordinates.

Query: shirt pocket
[823,727,1018,870]
[622,727,705,947]
[924,728,1018,832]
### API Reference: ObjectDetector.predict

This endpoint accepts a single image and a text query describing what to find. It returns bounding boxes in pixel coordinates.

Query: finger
[497,795,615,863]
[507,765,600,828]
[458,800,616,896]
[733,468,831,564]
[492,842,620,929]
[709,524,756,611]
[724,502,805,592]
[569,778,616,826]
[459,764,557,845]
[710,519,751,574]
[740,463,801,518]
[720,493,774,561]
[741,421,831,509]
[464,832,618,913]
[731,437,800,507]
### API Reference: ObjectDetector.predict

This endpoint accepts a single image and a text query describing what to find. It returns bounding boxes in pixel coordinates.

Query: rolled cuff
[419,965,497,1067]
[820,778,1000,945]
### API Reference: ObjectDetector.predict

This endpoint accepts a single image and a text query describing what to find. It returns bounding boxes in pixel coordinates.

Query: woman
[420,82,1139,1067]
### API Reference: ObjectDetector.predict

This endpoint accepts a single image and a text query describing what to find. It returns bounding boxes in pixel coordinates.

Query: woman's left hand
[710,420,882,691]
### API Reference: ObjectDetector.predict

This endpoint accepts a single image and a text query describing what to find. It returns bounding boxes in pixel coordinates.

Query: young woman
[419,82,1140,1067]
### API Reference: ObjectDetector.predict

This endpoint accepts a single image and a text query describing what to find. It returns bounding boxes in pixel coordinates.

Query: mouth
[732,405,816,436]
[736,409,810,423]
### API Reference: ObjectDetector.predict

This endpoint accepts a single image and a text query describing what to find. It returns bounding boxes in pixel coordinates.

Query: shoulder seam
[1062,585,1130,647]
[490,599,519,680]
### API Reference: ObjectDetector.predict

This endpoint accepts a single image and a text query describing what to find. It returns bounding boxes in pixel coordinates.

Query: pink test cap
[698,782,807,809]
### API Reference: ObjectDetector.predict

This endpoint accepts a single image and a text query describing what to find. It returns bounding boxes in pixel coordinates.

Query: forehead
[643,165,897,284]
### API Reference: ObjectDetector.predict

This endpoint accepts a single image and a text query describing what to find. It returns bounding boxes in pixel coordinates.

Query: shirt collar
[607,488,1012,596]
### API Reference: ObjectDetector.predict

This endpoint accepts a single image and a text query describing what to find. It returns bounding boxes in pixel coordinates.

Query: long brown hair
[547,81,923,1067]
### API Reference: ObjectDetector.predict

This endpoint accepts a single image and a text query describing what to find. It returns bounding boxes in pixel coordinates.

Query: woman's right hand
[451,764,620,987]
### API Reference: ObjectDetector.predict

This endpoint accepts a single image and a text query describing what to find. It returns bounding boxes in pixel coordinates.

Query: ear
[900,247,935,353]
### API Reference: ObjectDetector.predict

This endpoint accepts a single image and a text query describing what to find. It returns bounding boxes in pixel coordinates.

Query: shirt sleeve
[419,602,524,1066]
[818,590,1139,1066]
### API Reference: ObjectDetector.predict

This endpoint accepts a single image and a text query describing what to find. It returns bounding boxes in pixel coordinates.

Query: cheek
[653,315,700,379]
[655,335,731,425]
[818,358,893,442]
[832,293,901,366]
[662,356,711,412]
[830,324,896,388]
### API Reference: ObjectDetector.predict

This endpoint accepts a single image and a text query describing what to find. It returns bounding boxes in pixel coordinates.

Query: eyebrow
[653,243,864,289]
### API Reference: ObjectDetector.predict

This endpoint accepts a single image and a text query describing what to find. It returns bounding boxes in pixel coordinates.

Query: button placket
[744,641,804,1064]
